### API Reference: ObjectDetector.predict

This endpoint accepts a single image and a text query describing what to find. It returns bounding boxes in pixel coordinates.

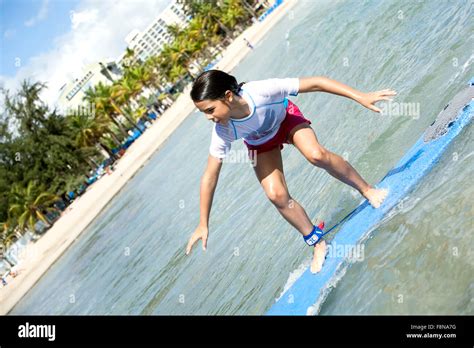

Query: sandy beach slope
[0,0,298,315]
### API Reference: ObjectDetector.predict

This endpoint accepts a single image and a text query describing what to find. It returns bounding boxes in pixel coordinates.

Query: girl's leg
[253,147,327,273]
[288,123,388,208]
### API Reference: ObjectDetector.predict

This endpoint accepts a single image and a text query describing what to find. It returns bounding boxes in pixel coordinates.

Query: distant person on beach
[186,70,395,273]
[106,165,115,175]
[243,38,254,49]
[10,265,22,278]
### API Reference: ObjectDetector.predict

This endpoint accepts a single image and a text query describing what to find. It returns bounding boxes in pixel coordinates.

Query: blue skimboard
[267,78,474,315]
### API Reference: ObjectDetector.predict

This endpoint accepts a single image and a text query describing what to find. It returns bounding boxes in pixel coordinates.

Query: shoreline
[0,0,298,315]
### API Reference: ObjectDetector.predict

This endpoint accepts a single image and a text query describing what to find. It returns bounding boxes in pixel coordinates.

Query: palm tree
[158,41,197,82]
[181,1,232,37]
[125,65,156,95]
[8,181,62,233]
[166,23,184,40]
[180,0,205,18]
[0,221,21,249]
[239,0,259,21]
[67,111,118,160]
[221,0,248,33]
[144,55,168,93]
[106,0,264,121]
[121,47,137,70]
[111,77,146,132]
[84,82,142,136]
[83,83,128,138]
[112,77,141,105]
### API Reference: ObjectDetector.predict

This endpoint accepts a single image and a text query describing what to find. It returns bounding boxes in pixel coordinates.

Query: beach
[0,0,298,315]
[3,0,472,319]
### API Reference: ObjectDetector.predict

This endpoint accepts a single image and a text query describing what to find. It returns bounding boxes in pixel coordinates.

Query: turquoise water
[10,0,473,315]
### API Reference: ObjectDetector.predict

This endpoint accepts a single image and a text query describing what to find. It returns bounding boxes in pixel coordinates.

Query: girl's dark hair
[190,69,245,102]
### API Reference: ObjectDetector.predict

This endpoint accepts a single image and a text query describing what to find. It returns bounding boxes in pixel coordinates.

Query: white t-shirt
[209,77,300,159]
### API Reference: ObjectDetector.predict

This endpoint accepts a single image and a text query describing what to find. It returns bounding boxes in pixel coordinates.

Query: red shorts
[244,99,311,158]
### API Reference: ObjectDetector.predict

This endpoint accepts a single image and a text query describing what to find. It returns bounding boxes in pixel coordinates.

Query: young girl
[185,70,396,273]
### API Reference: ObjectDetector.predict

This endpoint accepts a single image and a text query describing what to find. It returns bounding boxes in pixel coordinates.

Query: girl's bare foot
[310,240,327,274]
[362,187,389,208]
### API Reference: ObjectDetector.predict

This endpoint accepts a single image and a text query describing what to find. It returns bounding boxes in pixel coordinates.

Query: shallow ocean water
[11,0,473,315]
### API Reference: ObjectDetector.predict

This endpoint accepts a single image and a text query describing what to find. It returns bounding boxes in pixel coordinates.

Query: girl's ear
[224,90,233,102]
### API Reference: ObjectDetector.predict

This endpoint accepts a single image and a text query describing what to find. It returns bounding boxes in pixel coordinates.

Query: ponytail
[190,69,246,101]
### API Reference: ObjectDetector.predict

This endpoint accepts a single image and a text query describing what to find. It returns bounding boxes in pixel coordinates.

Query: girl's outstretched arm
[298,76,397,113]
[186,154,223,255]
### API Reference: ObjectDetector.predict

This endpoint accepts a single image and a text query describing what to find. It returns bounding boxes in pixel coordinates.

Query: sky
[0,0,170,106]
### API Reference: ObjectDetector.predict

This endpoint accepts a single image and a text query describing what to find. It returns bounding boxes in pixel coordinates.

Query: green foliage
[8,180,61,232]
[0,0,266,239]
[0,82,92,232]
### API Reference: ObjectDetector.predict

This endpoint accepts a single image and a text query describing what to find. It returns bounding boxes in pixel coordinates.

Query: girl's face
[194,92,233,125]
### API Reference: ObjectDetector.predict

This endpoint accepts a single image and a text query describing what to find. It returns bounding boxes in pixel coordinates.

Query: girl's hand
[357,89,397,113]
[186,224,209,255]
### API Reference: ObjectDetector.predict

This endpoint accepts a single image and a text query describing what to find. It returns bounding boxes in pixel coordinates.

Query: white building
[56,61,121,114]
[123,0,189,64]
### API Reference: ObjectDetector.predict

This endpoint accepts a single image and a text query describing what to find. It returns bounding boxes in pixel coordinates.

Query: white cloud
[3,29,16,39]
[1,0,169,108]
[24,0,50,27]
[70,8,98,29]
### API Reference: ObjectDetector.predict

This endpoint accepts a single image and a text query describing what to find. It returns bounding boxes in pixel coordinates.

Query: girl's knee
[308,147,330,167]
[266,188,291,209]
